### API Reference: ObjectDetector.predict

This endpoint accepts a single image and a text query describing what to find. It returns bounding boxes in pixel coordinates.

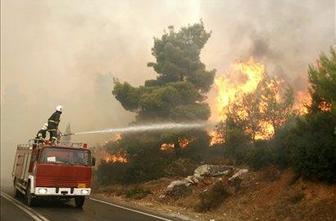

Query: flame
[293,90,311,115]
[178,138,190,148]
[209,58,298,141]
[103,152,128,163]
[318,101,332,112]
[255,121,275,140]
[160,138,191,151]
[209,130,225,146]
[160,143,174,151]
[213,58,265,121]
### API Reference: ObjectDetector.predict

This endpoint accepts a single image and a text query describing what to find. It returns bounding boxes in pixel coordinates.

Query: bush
[288,112,336,183]
[125,188,151,199]
[195,181,230,212]
[164,158,197,177]
[95,161,128,185]
[243,141,275,170]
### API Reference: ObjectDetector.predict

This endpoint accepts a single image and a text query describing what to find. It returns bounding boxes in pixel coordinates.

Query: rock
[167,180,189,192]
[166,164,247,197]
[229,169,248,181]
[194,164,234,177]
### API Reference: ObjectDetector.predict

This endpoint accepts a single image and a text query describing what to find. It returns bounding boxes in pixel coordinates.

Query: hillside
[95,167,336,221]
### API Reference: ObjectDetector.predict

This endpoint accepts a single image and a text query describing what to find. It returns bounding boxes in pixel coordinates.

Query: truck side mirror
[92,157,96,166]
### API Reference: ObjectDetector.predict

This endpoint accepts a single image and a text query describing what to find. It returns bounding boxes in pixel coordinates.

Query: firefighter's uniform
[48,110,62,142]
[35,128,47,143]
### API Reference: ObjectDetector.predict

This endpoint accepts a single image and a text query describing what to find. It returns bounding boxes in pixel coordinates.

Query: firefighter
[48,105,63,143]
[35,123,48,143]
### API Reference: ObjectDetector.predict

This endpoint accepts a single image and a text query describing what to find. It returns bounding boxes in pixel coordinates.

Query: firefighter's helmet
[56,105,63,112]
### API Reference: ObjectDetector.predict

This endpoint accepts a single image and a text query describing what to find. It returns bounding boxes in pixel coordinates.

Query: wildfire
[178,138,191,148]
[208,58,314,143]
[160,143,174,151]
[103,152,128,163]
[160,138,191,151]
[213,58,265,121]
[318,101,332,112]
[255,121,275,140]
[293,90,311,115]
[209,130,225,146]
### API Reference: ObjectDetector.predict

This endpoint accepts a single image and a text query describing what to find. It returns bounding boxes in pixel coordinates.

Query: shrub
[288,113,336,183]
[195,181,230,212]
[164,158,197,177]
[243,141,275,170]
[125,188,151,199]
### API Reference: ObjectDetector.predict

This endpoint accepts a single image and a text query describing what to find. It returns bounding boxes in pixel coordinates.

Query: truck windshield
[40,147,91,166]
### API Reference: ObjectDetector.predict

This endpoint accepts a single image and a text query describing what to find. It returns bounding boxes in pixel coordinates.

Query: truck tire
[75,196,85,208]
[13,179,20,198]
[26,182,36,207]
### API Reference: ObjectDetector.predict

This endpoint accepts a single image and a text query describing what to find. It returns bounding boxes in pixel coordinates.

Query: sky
[1,0,334,185]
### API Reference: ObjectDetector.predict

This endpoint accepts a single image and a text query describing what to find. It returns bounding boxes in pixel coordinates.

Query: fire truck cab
[12,141,95,208]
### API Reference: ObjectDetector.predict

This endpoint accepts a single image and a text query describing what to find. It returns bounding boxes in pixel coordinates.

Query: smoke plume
[1,0,334,185]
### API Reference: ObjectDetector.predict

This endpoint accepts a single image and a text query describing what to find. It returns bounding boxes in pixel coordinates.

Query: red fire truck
[12,141,95,208]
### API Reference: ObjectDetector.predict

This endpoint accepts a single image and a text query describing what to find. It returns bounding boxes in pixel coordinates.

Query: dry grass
[97,169,336,221]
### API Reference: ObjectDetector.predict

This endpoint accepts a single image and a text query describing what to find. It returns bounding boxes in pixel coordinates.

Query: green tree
[288,48,336,182]
[98,22,215,184]
[113,22,215,121]
[113,22,215,156]
[308,48,336,115]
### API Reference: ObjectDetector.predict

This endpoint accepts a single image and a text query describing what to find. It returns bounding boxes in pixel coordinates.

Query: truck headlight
[81,189,89,195]
[38,188,48,194]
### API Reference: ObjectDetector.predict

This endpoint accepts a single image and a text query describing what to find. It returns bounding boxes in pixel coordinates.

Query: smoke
[1,0,334,185]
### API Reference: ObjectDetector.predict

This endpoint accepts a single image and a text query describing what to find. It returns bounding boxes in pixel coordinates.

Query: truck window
[39,147,90,166]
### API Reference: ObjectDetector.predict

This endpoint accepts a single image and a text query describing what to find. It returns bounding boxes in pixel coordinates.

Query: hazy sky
[1,0,334,184]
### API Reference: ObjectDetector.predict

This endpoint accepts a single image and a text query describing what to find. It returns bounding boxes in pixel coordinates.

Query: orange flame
[212,58,265,121]
[103,152,128,163]
[318,101,332,112]
[293,90,311,115]
[160,143,174,151]
[209,130,225,146]
[160,138,191,151]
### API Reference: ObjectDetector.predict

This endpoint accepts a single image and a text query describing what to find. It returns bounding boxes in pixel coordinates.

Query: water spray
[62,122,208,136]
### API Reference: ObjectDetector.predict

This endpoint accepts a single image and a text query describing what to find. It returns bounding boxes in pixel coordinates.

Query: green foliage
[147,22,215,92]
[279,48,336,182]
[308,48,336,114]
[113,22,215,122]
[287,48,336,182]
[100,22,216,185]
[164,158,197,177]
[243,141,275,170]
[195,181,230,212]
[288,113,336,182]
[95,161,128,185]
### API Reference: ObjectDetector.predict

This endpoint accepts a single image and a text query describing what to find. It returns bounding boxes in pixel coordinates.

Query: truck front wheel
[26,182,36,207]
[75,196,85,208]
[13,179,20,198]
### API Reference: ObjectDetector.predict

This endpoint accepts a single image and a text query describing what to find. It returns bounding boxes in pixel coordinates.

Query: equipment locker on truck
[12,140,96,208]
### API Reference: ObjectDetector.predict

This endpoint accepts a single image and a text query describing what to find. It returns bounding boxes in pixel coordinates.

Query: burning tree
[212,59,294,144]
